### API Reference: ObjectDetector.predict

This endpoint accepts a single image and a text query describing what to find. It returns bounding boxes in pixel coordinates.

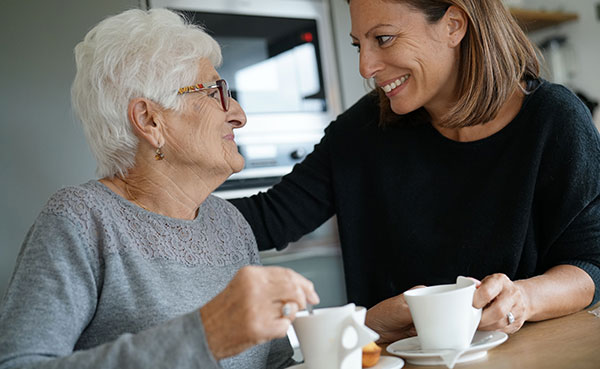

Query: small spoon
[307,303,314,315]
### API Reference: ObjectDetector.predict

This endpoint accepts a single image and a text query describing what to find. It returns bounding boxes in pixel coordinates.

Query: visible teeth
[382,75,410,93]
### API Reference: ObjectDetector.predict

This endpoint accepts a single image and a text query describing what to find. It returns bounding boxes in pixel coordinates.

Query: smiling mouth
[381,74,410,93]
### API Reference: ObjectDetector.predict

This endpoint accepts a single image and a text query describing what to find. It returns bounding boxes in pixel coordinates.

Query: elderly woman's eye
[351,42,361,53]
[376,35,394,46]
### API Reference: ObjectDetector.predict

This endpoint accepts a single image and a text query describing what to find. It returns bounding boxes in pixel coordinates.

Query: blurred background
[1,0,599,305]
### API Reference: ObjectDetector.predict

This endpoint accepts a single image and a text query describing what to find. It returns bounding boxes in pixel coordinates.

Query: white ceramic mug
[292,303,379,369]
[404,276,482,350]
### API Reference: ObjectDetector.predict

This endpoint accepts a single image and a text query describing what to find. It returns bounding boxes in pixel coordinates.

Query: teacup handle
[338,316,379,366]
[457,276,483,336]
[470,306,482,335]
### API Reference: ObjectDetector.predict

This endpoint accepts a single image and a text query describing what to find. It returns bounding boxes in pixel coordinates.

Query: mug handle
[456,276,483,338]
[338,316,379,366]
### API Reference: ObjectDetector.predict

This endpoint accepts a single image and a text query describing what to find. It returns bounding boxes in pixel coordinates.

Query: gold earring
[154,146,164,160]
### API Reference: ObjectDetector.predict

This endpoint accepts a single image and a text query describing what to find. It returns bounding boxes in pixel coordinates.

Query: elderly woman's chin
[229,154,245,174]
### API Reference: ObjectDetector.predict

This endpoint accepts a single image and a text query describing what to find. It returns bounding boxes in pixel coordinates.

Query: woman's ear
[444,5,468,47]
[128,97,164,148]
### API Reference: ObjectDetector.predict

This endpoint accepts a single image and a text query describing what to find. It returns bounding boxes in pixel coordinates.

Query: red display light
[301,32,314,43]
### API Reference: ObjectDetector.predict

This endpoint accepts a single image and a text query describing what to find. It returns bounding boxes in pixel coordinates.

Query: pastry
[362,341,382,368]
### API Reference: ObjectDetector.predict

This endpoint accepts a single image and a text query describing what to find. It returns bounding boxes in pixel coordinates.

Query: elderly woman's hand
[473,273,529,334]
[365,286,425,343]
[199,265,319,360]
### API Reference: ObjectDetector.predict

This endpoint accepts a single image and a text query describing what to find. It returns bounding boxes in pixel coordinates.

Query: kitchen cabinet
[509,7,579,32]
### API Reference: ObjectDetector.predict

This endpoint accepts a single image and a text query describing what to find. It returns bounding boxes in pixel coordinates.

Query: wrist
[199,305,226,360]
[514,279,534,321]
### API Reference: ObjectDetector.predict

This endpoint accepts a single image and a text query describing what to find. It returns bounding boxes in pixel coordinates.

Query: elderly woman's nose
[359,48,384,80]
[228,99,247,128]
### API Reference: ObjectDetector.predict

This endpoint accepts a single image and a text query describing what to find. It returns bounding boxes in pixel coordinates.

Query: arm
[475,195,600,333]
[518,264,596,321]
[475,91,600,332]
[0,213,319,369]
[474,264,595,333]
[230,124,337,251]
[0,213,221,369]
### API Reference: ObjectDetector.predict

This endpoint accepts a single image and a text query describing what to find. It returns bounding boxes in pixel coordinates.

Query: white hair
[71,8,222,177]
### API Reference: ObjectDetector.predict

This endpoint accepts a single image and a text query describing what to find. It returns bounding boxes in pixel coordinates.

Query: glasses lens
[219,79,230,111]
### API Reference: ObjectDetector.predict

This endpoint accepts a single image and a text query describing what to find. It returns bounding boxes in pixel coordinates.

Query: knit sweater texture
[231,81,600,309]
[0,180,294,369]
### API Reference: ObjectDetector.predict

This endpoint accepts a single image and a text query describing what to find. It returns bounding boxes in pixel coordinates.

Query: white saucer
[386,331,508,366]
[288,355,405,369]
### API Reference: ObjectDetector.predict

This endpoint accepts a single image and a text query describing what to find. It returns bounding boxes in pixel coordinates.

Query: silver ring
[281,303,292,318]
[507,311,515,325]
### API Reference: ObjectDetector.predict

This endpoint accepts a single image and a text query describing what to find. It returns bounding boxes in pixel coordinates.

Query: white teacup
[292,303,379,369]
[404,276,482,350]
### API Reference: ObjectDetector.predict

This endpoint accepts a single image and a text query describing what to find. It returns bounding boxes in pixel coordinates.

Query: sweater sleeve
[265,337,297,369]
[230,123,337,251]
[545,193,600,306]
[534,85,600,306]
[0,212,221,369]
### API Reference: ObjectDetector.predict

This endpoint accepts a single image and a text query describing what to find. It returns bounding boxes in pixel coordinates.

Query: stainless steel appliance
[146,0,347,309]
[147,0,343,198]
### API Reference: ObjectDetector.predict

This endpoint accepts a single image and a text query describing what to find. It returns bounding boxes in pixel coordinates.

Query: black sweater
[231,81,600,309]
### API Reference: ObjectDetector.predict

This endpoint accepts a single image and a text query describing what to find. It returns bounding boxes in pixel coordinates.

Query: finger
[473,274,506,309]
[478,289,516,330]
[265,267,320,308]
[502,302,526,334]
[286,269,320,305]
[278,301,299,321]
[269,316,293,339]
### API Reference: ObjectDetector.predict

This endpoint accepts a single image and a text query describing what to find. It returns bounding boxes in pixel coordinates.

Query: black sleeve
[230,123,337,251]
[535,85,600,306]
[551,194,600,306]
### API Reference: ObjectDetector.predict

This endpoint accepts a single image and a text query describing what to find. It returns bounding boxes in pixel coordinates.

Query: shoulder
[329,91,380,130]
[202,195,260,263]
[521,81,600,151]
[524,81,594,127]
[202,195,256,240]
[38,180,122,252]
[24,181,108,264]
[204,194,248,222]
[42,180,108,221]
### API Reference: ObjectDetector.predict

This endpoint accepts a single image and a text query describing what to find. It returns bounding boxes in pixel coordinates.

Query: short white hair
[71,8,222,177]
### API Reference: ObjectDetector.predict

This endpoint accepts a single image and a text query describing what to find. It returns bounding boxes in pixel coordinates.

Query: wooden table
[382,304,600,369]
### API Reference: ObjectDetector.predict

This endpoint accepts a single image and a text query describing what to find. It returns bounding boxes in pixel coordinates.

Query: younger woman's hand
[365,286,425,343]
[473,273,528,334]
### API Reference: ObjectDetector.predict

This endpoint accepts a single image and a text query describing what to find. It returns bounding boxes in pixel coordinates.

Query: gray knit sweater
[0,180,295,369]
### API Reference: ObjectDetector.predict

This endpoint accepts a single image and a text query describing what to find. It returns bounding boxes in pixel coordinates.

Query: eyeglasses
[177,79,231,112]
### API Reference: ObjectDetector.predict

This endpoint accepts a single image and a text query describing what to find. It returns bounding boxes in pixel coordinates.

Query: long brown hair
[350,0,540,127]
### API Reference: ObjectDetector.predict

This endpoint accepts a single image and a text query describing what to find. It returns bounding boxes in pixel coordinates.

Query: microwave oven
[146,0,343,197]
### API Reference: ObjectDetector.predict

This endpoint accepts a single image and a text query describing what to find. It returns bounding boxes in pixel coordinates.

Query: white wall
[329,0,365,109]
[2,0,598,298]
[329,0,600,123]
[0,0,138,297]
[522,0,600,126]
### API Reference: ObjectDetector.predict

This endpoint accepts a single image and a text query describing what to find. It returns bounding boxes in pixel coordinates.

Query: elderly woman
[0,9,318,369]
[231,0,600,342]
